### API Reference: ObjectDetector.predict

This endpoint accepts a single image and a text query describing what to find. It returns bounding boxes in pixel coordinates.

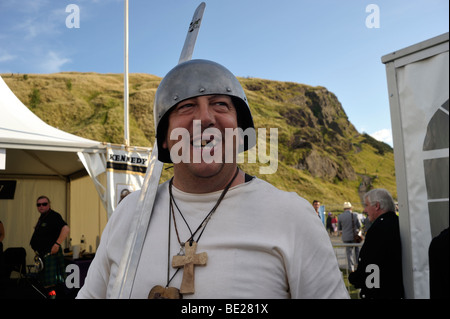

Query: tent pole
[66,179,71,248]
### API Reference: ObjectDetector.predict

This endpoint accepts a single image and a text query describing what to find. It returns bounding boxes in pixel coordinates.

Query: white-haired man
[349,188,404,299]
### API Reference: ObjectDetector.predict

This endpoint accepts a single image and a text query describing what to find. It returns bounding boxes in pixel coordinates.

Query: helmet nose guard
[153,59,255,163]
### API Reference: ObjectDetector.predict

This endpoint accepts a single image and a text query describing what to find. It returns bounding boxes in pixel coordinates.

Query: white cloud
[39,51,71,73]
[16,18,40,39]
[0,50,15,62]
[370,128,393,147]
[9,2,64,40]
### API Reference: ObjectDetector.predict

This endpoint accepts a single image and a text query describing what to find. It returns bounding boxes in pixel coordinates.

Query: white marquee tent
[382,32,449,298]
[0,75,108,265]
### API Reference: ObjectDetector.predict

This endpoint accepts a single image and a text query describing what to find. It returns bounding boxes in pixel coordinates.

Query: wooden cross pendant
[172,241,207,294]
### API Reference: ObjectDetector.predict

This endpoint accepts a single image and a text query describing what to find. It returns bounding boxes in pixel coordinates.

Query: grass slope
[2,72,396,212]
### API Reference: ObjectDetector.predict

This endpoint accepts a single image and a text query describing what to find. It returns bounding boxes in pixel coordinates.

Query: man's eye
[177,103,194,111]
[213,101,230,109]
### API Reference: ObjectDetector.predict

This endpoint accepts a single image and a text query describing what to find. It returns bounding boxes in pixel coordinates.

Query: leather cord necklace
[170,167,239,246]
[148,167,239,299]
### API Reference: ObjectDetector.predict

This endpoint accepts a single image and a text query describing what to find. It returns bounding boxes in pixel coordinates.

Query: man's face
[36,198,50,214]
[313,202,320,212]
[162,95,239,178]
[364,197,379,222]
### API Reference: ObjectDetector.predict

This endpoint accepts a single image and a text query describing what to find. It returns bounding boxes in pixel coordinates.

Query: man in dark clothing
[30,195,69,288]
[429,227,449,299]
[348,189,404,299]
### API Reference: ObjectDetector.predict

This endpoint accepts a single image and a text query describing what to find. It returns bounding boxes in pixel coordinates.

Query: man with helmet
[78,60,348,299]
[153,59,255,191]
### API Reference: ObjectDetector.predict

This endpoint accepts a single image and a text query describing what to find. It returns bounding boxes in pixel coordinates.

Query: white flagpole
[124,0,130,146]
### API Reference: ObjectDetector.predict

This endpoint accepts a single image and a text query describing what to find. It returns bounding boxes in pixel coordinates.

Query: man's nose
[196,101,215,128]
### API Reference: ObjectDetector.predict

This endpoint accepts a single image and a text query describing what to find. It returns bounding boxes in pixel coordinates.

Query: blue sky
[1,0,448,146]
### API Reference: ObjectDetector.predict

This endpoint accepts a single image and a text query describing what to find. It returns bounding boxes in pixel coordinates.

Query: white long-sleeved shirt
[77,177,349,299]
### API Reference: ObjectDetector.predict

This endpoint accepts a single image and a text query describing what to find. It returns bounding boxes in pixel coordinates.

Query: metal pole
[124,0,130,146]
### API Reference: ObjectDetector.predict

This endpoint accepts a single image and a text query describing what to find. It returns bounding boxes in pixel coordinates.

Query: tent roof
[0,76,106,178]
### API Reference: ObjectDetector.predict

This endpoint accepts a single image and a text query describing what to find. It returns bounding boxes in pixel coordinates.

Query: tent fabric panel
[0,149,86,178]
[69,175,108,255]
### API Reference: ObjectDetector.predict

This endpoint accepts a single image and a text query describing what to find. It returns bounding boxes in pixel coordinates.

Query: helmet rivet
[173,95,178,100]
[199,87,205,93]
[226,87,232,92]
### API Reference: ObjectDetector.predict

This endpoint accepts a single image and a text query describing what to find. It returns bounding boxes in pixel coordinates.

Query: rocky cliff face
[241,78,363,182]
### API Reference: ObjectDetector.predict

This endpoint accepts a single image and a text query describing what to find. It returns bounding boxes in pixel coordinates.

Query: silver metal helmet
[153,59,255,163]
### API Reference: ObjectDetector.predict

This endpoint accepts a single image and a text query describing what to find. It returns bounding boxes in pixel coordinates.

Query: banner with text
[106,146,151,218]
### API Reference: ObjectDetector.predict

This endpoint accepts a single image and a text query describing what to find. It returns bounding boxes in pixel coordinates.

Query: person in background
[326,213,333,235]
[118,188,132,205]
[348,188,404,299]
[428,227,449,299]
[312,200,321,218]
[0,220,4,280]
[0,220,4,244]
[362,212,372,236]
[30,196,70,291]
[331,214,338,236]
[338,202,361,272]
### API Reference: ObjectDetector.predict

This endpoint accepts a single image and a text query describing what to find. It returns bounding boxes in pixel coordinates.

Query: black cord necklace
[166,167,240,288]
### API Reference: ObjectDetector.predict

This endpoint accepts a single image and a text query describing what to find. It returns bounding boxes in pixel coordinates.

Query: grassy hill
[2,72,396,213]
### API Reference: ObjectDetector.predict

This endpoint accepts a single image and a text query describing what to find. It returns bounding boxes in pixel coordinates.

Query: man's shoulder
[49,209,65,220]
[340,211,350,217]
[250,177,292,194]
[372,211,399,230]
[250,177,308,201]
[49,209,61,215]
[338,211,353,222]
[244,177,313,214]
